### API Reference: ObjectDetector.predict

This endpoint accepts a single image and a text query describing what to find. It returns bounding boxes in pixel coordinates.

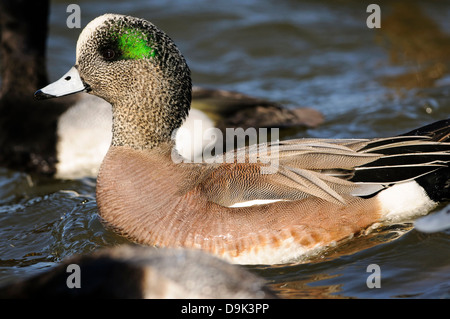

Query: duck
[0,0,323,179]
[35,14,450,265]
[415,205,450,233]
[0,245,277,299]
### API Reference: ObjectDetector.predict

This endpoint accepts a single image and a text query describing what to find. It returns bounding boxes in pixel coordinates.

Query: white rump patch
[378,181,437,222]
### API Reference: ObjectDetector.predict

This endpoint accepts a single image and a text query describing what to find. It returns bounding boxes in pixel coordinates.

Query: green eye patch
[117,27,157,60]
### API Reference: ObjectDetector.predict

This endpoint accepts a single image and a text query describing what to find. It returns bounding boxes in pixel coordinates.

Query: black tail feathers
[416,167,450,202]
[401,118,450,142]
[403,118,450,202]
[353,119,450,202]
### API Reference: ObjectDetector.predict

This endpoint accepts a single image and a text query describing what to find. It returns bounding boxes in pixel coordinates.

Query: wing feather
[192,134,450,207]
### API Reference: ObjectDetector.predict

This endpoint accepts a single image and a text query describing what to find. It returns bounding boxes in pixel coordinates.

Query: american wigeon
[35,14,450,264]
[0,1,322,179]
[0,245,276,299]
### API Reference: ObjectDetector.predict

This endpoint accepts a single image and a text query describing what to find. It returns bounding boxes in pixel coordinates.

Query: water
[1,0,450,298]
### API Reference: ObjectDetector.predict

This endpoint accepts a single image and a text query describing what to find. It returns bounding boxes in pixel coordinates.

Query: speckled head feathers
[76,14,192,149]
[77,14,160,63]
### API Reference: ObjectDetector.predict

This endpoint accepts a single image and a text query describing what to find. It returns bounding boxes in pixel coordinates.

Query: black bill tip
[34,90,56,100]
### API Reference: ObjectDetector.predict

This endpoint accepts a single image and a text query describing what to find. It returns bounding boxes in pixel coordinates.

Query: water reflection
[377,2,450,89]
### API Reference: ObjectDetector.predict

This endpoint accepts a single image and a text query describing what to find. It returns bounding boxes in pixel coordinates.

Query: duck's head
[35,14,192,149]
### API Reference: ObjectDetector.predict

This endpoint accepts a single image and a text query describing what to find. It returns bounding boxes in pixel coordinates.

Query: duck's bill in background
[415,204,450,233]
[34,66,90,100]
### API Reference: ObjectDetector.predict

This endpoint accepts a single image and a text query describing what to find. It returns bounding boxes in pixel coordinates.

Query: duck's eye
[102,49,116,60]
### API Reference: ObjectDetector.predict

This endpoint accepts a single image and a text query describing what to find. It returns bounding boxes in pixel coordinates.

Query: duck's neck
[110,93,191,150]
[107,38,192,150]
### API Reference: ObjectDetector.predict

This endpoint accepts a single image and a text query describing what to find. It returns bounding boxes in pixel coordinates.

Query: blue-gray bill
[34,66,90,100]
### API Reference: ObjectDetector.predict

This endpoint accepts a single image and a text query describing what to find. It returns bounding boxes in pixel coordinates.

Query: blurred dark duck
[0,245,277,299]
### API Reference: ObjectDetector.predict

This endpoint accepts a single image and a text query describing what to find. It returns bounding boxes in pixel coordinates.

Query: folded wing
[194,132,450,207]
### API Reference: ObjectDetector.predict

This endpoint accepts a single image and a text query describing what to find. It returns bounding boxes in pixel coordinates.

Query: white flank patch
[377,181,438,222]
[229,199,286,208]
